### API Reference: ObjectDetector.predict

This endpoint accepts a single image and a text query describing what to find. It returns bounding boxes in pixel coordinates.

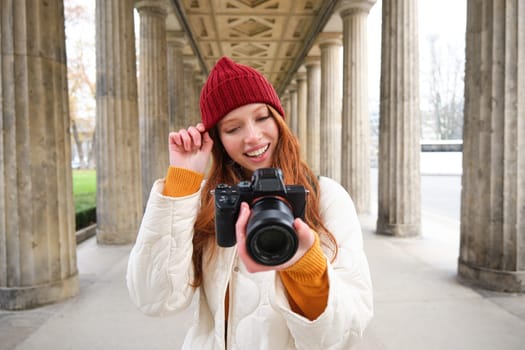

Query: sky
[367,0,467,111]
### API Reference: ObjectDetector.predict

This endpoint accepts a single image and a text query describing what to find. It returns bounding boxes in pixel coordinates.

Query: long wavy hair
[191,105,338,287]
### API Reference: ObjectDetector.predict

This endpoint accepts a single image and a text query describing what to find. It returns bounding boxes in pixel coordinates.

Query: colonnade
[1,0,523,310]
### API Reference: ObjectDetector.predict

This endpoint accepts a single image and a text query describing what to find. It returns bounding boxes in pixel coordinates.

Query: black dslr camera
[213,168,308,266]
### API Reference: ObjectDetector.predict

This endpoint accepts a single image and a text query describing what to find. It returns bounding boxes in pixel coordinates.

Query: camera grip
[214,185,241,247]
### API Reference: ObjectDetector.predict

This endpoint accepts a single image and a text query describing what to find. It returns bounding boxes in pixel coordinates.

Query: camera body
[213,168,307,266]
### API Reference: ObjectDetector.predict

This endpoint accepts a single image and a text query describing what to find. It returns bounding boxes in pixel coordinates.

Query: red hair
[192,106,337,286]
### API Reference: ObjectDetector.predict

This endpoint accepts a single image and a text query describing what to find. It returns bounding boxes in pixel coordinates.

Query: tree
[421,34,464,140]
[65,0,96,168]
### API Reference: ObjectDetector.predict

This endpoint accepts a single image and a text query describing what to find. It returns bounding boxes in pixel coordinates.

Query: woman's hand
[168,123,213,174]
[234,202,315,273]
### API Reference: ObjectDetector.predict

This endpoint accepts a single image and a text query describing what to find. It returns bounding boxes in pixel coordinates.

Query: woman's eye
[256,115,270,122]
[224,127,239,134]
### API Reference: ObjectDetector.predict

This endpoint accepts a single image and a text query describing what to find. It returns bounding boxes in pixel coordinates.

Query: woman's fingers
[179,129,193,151]
[201,130,213,153]
[172,126,204,152]
[168,123,213,172]
[293,218,315,248]
[196,123,206,133]
[169,131,180,146]
[235,203,258,271]
[235,202,250,247]
[187,126,202,148]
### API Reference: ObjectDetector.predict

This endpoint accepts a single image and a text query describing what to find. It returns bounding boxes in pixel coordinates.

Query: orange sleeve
[162,166,204,197]
[279,234,329,321]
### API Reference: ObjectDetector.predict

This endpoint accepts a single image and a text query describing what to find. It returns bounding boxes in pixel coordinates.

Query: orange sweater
[162,166,329,320]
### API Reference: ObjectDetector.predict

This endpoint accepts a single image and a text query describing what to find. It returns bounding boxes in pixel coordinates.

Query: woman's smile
[245,144,270,158]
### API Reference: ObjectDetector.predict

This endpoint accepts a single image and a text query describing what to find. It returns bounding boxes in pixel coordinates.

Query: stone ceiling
[166,0,342,93]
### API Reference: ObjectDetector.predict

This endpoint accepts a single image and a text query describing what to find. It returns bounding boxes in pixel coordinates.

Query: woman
[126,56,373,349]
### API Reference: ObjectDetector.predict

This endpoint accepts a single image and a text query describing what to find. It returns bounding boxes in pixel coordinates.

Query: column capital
[287,82,297,93]
[316,32,342,48]
[194,73,206,85]
[303,56,321,69]
[135,0,168,15]
[295,71,307,82]
[183,56,198,69]
[304,55,321,68]
[337,0,377,17]
[166,30,186,47]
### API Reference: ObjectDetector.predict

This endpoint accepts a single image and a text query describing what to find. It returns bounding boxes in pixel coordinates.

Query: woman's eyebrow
[219,117,239,126]
[218,118,240,131]
[256,105,270,113]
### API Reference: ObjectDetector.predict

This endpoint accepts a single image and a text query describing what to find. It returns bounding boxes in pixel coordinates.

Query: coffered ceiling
[167,0,342,93]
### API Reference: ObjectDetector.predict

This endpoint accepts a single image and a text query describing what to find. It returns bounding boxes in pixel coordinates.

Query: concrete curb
[76,224,96,244]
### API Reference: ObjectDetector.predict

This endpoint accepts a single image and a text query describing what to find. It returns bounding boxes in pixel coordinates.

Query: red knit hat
[200,56,285,130]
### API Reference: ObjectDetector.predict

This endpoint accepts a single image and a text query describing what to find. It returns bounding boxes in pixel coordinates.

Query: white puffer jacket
[126,176,373,349]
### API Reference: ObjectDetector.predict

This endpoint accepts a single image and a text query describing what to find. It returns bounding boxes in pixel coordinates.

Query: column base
[0,273,79,310]
[376,220,420,237]
[96,227,137,245]
[458,258,525,293]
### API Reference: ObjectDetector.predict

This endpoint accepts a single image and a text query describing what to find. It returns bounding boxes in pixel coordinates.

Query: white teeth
[246,145,269,157]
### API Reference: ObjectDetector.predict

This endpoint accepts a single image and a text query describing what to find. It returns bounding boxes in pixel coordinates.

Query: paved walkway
[1,184,524,349]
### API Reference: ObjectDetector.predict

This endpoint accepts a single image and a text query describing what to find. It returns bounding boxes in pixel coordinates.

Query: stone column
[459,0,525,292]
[193,73,205,124]
[183,59,197,127]
[0,1,78,309]
[305,57,321,175]
[166,31,186,132]
[318,33,343,183]
[295,72,308,158]
[288,83,298,136]
[96,0,143,244]
[135,0,169,207]
[376,0,421,236]
[339,0,377,214]
[282,91,291,121]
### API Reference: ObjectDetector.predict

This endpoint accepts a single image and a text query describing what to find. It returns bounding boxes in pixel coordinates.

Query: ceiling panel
[170,0,339,91]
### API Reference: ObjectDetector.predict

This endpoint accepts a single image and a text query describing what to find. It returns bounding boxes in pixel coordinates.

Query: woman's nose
[244,122,261,143]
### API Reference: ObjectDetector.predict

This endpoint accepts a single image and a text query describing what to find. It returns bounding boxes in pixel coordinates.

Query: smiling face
[217,103,279,173]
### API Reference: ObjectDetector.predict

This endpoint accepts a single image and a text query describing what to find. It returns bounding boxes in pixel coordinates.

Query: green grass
[73,170,96,213]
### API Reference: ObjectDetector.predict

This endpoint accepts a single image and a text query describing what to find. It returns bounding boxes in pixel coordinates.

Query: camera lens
[246,197,298,266]
[254,226,289,253]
